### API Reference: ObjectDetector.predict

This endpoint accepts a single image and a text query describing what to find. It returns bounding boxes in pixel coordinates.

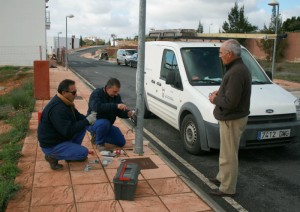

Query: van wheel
[125,60,128,66]
[181,114,204,155]
[117,59,120,65]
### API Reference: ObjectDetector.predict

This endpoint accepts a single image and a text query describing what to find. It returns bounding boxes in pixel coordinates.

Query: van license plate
[258,129,291,140]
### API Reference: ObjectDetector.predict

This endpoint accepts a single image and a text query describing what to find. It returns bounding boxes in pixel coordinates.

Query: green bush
[0,143,22,162]
[0,162,20,179]
[9,81,35,111]
[0,180,19,212]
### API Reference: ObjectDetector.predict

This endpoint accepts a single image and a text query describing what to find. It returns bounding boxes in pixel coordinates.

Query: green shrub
[0,180,19,212]
[0,143,22,162]
[0,162,20,179]
[9,88,34,111]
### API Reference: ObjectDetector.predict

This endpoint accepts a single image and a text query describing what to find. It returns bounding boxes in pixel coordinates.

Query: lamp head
[268,0,279,7]
[66,14,74,18]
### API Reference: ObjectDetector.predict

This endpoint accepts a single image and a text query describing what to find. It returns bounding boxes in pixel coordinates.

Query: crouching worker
[38,79,96,170]
[87,78,134,151]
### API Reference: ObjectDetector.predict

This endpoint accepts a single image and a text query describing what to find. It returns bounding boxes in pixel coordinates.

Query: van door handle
[156,82,161,86]
[151,80,155,84]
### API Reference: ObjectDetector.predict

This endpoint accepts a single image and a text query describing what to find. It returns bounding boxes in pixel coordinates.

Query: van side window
[160,50,178,79]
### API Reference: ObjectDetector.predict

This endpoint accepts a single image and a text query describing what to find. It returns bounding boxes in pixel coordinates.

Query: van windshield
[240,49,271,84]
[125,50,137,55]
[181,47,271,86]
[181,47,223,85]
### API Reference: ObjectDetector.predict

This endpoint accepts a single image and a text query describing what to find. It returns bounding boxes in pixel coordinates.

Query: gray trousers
[216,116,248,194]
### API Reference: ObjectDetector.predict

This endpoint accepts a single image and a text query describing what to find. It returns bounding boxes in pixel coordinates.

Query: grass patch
[0,66,31,83]
[0,66,34,211]
[257,60,300,83]
[0,180,19,212]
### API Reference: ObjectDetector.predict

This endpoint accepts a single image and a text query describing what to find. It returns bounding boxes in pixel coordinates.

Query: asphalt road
[68,48,300,212]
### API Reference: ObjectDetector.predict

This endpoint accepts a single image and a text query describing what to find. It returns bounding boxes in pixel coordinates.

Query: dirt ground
[274,79,300,91]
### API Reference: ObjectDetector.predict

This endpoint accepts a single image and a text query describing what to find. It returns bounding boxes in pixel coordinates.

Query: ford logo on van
[266,109,274,113]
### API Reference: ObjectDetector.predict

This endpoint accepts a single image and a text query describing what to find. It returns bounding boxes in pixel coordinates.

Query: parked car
[117,49,137,66]
[129,53,138,68]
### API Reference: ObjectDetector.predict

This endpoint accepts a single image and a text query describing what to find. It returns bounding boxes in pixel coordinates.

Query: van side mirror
[266,71,273,80]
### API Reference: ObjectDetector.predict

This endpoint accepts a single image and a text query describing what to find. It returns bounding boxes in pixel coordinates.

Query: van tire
[125,60,128,66]
[181,114,205,155]
[117,59,120,65]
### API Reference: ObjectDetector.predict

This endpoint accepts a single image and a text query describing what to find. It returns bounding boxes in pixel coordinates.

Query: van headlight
[295,99,300,120]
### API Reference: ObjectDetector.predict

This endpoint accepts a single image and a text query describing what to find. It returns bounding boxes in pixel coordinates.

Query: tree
[196,20,203,33]
[222,2,257,33]
[222,2,257,45]
[259,6,287,62]
[95,38,105,45]
[79,36,85,47]
[281,16,300,32]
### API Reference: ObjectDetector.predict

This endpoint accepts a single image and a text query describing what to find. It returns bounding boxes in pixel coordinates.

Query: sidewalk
[6,66,213,212]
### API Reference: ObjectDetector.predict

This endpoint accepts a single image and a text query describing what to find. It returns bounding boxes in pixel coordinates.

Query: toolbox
[113,162,140,200]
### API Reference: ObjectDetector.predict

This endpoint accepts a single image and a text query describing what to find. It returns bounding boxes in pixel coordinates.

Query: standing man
[209,39,252,196]
[38,79,96,170]
[87,78,134,151]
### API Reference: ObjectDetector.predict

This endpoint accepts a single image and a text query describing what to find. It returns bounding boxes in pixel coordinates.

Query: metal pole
[65,16,68,70]
[134,0,146,155]
[58,32,60,51]
[271,5,279,79]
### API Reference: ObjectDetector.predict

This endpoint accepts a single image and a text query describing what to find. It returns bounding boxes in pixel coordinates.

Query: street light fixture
[268,0,279,79]
[65,14,74,70]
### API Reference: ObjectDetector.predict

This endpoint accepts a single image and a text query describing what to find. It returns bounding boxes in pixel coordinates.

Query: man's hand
[86,112,97,125]
[127,110,135,117]
[117,103,128,111]
[209,90,218,104]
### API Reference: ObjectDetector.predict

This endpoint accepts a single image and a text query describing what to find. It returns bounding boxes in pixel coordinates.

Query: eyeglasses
[65,90,77,95]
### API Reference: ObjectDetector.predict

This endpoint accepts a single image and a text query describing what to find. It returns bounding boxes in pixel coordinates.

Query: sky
[47,0,300,41]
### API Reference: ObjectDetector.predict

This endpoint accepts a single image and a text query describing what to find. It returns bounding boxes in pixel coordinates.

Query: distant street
[68,48,300,212]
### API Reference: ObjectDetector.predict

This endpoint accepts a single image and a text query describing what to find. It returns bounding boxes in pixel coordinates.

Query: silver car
[116,49,137,66]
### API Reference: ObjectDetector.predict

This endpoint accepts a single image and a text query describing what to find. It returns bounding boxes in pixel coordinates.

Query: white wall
[0,0,47,66]
[47,36,80,55]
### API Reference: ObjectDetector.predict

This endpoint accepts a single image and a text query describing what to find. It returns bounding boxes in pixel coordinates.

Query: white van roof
[146,41,222,48]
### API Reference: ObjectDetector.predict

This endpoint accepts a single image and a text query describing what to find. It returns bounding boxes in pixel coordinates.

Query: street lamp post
[65,14,74,70]
[57,32,62,50]
[57,32,62,60]
[268,0,280,79]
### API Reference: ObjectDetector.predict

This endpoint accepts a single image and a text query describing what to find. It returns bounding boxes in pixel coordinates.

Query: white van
[117,49,137,66]
[143,41,300,154]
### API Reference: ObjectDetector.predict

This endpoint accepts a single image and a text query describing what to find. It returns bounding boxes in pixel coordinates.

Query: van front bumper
[204,120,300,150]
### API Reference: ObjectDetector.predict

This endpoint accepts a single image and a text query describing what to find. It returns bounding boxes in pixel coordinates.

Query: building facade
[0,0,49,66]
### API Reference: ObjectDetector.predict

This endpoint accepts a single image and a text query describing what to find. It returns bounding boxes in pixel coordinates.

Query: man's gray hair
[224,39,241,57]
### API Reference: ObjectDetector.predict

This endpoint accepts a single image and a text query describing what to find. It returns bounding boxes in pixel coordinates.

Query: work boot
[90,133,96,145]
[45,155,63,170]
[96,144,106,151]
